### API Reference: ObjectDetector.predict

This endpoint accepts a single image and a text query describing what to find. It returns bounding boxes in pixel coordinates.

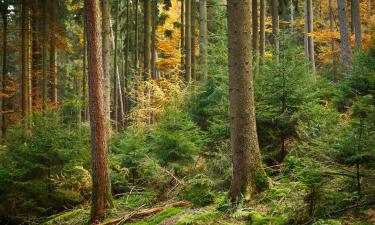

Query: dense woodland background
[0,0,374,224]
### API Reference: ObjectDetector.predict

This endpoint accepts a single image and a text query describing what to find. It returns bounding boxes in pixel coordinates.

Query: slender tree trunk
[252,0,258,62]
[227,0,268,202]
[101,0,111,130]
[180,0,185,74]
[50,1,57,105]
[198,0,208,80]
[82,15,88,121]
[185,0,192,81]
[1,4,8,138]
[337,0,352,76]
[259,0,265,66]
[151,0,158,79]
[329,0,338,82]
[271,0,279,59]
[290,0,294,32]
[22,0,30,130]
[113,1,119,132]
[134,0,139,79]
[191,0,196,80]
[84,0,110,223]
[124,0,131,126]
[352,0,362,49]
[304,0,315,74]
[144,0,152,79]
[42,0,48,110]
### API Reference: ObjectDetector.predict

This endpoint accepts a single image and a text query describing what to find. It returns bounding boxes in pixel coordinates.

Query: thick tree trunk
[259,0,265,66]
[42,0,48,110]
[304,0,315,74]
[22,0,30,130]
[252,0,258,62]
[84,0,110,223]
[50,1,57,105]
[271,0,279,58]
[227,0,268,202]
[352,0,362,49]
[185,0,192,81]
[144,0,152,79]
[337,0,352,76]
[198,0,208,80]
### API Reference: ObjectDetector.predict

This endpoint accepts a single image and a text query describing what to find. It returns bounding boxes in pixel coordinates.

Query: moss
[124,208,183,225]
[43,208,89,225]
[253,174,269,193]
[176,208,222,225]
[248,211,287,225]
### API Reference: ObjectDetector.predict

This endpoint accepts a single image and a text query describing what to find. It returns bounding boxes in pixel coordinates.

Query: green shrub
[182,174,215,207]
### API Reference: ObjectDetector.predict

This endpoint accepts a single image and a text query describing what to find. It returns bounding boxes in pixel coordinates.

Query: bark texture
[84,0,109,222]
[337,0,352,76]
[198,0,208,80]
[227,0,268,202]
[271,0,279,56]
[185,0,192,82]
[352,0,362,49]
[144,0,152,79]
[304,0,315,73]
[259,0,265,66]
[22,0,30,129]
[50,1,57,105]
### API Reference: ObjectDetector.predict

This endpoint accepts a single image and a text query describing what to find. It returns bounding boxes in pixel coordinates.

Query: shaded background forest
[0,0,374,224]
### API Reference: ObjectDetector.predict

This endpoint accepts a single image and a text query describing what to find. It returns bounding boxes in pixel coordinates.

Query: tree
[304,0,315,73]
[42,0,48,110]
[101,0,111,129]
[1,0,8,138]
[198,0,208,80]
[271,0,279,57]
[252,0,258,62]
[185,0,192,81]
[259,0,266,66]
[144,0,152,79]
[84,0,110,222]
[21,0,30,130]
[351,0,362,49]
[151,0,158,79]
[50,1,57,105]
[227,0,268,201]
[337,0,352,76]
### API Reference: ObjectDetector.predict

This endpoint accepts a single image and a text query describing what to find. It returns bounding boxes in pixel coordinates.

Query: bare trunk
[151,0,158,79]
[259,0,265,66]
[22,0,30,130]
[185,0,192,81]
[337,0,352,76]
[144,0,152,79]
[304,0,315,74]
[180,0,185,74]
[271,0,279,59]
[329,0,338,82]
[50,1,57,105]
[198,0,208,80]
[191,0,196,80]
[84,0,110,222]
[227,0,268,202]
[1,4,7,138]
[352,0,362,49]
[42,0,48,110]
[252,0,258,61]
[134,0,139,78]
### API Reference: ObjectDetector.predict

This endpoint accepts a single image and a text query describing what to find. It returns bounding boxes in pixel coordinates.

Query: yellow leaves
[309,30,340,42]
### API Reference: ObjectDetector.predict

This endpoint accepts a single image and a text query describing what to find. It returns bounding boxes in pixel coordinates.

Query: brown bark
[180,0,185,75]
[271,0,279,57]
[337,0,352,76]
[191,0,196,80]
[151,0,158,79]
[198,0,208,80]
[329,0,338,82]
[144,0,152,79]
[85,0,109,223]
[134,0,139,78]
[22,0,30,130]
[352,0,362,49]
[50,1,57,105]
[304,0,315,74]
[42,0,48,110]
[185,0,192,81]
[252,0,258,61]
[1,2,8,138]
[227,0,268,202]
[259,0,265,66]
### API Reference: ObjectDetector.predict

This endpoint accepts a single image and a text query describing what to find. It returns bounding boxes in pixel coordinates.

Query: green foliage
[248,211,287,225]
[175,208,222,225]
[125,208,183,225]
[151,108,206,171]
[0,113,90,221]
[181,174,215,207]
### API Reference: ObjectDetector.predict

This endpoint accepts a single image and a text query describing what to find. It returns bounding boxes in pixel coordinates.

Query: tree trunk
[304,0,315,74]
[227,0,268,202]
[1,3,8,138]
[42,0,48,110]
[180,0,185,75]
[134,0,139,79]
[151,0,158,79]
[329,0,338,82]
[31,0,42,111]
[191,0,196,80]
[259,0,265,66]
[271,0,279,59]
[50,1,57,105]
[113,1,119,132]
[198,0,208,80]
[22,0,30,130]
[352,0,362,49]
[82,16,88,121]
[252,0,258,62]
[124,0,131,126]
[84,0,110,223]
[144,0,152,79]
[185,0,192,81]
[337,0,352,76]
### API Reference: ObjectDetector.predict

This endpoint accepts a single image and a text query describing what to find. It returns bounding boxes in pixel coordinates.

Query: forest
[0,0,374,224]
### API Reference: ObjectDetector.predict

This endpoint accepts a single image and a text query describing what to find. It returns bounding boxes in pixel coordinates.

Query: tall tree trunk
[84,0,110,223]
[180,0,185,74]
[304,0,315,74]
[259,0,265,66]
[185,0,192,81]
[191,0,196,80]
[82,15,88,121]
[1,3,8,138]
[113,1,119,132]
[352,0,362,49]
[22,0,30,130]
[101,0,111,130]
[337,0,352,76]
[227,0,268,202]
[198,0,208,80]
[31,0,41,111]
[271,0,279,58]
[144,0,152,79]
[329,0,338,82]
[42,0,49,110]
[252,0,258,62]
[151,0,158,79]
[134,0,139,79]
[50,1,57,105]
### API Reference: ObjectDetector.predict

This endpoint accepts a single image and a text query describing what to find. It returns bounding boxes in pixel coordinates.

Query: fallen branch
[328,201,375,216]
[100,201,191,225]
